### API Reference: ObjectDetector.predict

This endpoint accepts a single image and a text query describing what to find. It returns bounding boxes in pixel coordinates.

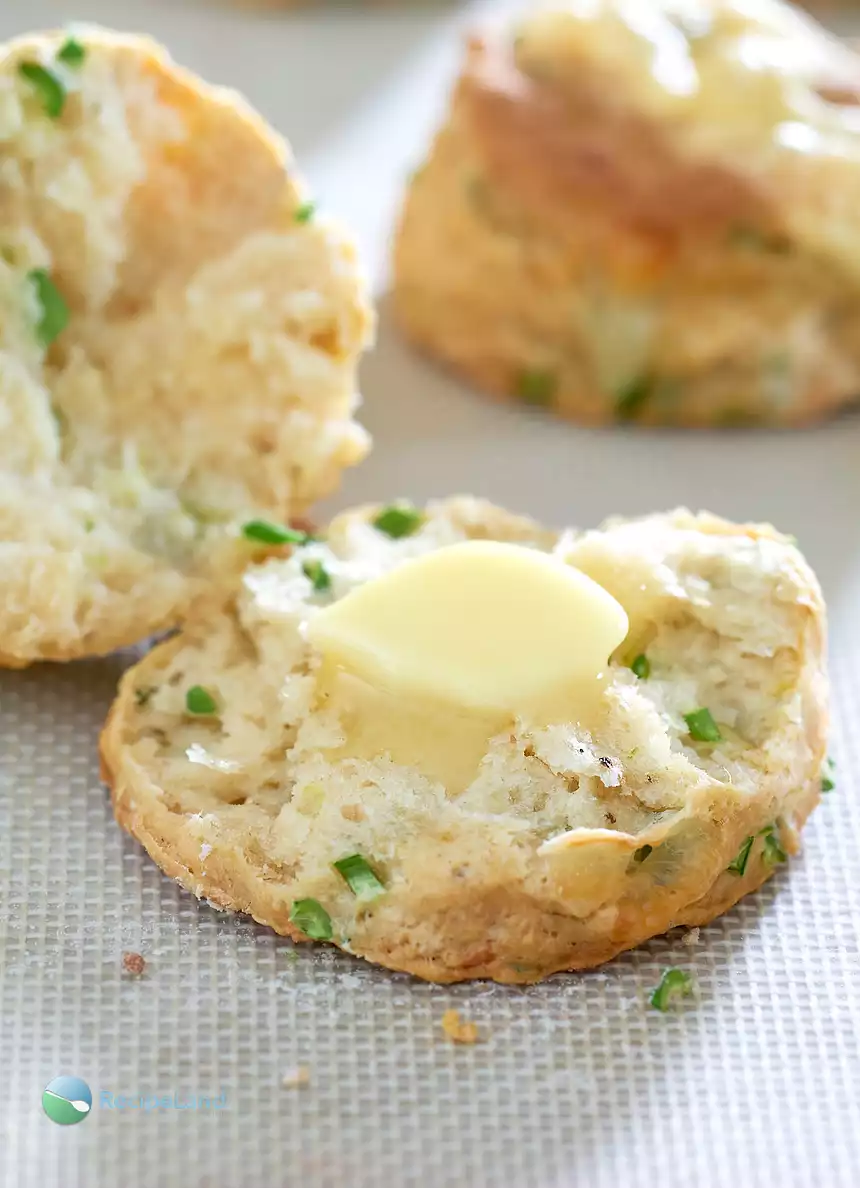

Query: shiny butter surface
[519,0,860,161]
[307,541,629,788]
[308,540,628,718]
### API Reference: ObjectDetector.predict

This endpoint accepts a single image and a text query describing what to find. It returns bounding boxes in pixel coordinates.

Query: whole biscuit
[394,1,860,426]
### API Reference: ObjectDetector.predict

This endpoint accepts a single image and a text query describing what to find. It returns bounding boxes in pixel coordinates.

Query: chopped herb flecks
[294,201,315,224]
[50,403,68,437]
[57,38,86,66]
[18,61,66,117]
[650,967,694,1012]
[516,368,556,407]
[729,225,791,254]
[290,898,333,941]
[241,519,309,546]
[760,824,787,868]
[821,756,836,793]
[28,269,69,346]
[684,708,722,744]
[134,686,156,709]
[372,504,424,540]
[631,653,651,680]
[727,835,754,877]
[333,853,385,901]
[185,685,218,716]
[302,558,331,593]
[615,375,652,421]
[633,844,653,864]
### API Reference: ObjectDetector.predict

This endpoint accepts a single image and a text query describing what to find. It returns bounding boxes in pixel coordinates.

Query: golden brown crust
[460,36,775,241]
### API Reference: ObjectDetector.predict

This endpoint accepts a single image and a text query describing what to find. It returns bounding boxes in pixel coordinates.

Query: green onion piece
[728,225,791,254]
[57,38,86,66]
[633,844,653,864]
[28,269,69,346]
[185,685,217,715]
[302,558,331,593]
[821,756,836,794]
[51,403,68,436]
[727,835,754,877]
[241,519,309,546]
[630,654,651,680]
[615,375,652,421]
[516,368,556,407]
[760,824,787,868]
[684,708,722,743]
[18,61,66,117]
[294,201,316,224]
[650,967,694,1012]
[372,504,424,540]
[333,854,385,901]
[290,898,333,941]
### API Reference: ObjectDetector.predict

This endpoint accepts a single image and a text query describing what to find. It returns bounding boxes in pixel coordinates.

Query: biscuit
[101,497,828,984]
[393,0,860,426]
[0,27,372,665]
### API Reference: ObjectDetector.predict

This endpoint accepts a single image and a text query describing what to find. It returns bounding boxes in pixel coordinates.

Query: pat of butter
[307,541,628,722]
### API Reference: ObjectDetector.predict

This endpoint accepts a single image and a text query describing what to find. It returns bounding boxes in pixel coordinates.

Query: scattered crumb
[281,1065,310,1089]
[340,803,365,823]
[441,1009,481,1045]
[682,927,701,948]
[122,951,146,977]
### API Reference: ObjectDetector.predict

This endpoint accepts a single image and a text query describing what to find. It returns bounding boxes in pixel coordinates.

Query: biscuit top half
[0,27,372,662]
[482,0,860,269]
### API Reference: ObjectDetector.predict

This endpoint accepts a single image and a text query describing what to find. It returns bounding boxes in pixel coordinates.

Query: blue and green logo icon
[42,1076,92,1125]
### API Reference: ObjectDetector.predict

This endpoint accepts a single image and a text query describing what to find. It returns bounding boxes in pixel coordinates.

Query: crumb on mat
[441,1009,481,1044]
[282,1066,310,1089]
[122,951,146,976]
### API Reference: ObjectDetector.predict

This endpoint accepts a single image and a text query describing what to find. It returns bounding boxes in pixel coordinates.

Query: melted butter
[522,1,860,160]
[314,662,614,793]
[306,541,629,792]
[518,0,860,270]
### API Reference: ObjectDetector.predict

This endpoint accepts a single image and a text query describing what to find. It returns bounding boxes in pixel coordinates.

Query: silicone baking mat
[2,3,860,1186]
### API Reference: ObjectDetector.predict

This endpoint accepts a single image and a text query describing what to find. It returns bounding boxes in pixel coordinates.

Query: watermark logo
[43,1076,92,1126]
[101,1090,228,1112]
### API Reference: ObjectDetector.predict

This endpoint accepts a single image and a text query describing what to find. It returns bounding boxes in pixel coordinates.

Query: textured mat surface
[1,458,859,1188]
[1,3,860,1186]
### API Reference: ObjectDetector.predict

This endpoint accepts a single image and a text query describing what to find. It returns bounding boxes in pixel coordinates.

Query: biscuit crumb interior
[110,497,823,980]
[0,29,371,662]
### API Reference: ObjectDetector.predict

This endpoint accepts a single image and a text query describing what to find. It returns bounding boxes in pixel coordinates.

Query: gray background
[1,2,859,1186]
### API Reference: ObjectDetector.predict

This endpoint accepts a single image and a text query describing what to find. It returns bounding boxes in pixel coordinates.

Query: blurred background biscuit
[394,0,860,427]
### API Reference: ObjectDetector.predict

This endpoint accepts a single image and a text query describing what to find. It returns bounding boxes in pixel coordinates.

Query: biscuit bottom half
[101,497,828,983]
